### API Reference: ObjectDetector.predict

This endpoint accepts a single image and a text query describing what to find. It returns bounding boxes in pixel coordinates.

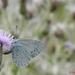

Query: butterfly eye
[13,36,16,39]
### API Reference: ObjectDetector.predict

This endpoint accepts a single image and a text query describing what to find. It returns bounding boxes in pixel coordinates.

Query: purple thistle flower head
[64,41,73,49]
[0,29,14,51]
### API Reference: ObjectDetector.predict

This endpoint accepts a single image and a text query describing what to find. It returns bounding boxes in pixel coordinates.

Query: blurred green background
[0,0,75,75]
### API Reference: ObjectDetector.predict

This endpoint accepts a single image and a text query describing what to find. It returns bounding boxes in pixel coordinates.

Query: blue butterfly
[3,39,44,67]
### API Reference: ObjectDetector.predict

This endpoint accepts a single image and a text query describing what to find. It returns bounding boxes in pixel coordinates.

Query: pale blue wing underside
[11,43,31,67]
[12,39,44,58]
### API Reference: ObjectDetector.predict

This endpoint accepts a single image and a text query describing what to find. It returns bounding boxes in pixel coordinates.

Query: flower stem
[0,44,2,71]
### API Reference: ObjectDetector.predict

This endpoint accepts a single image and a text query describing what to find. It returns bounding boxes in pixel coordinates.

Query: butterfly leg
[3,50,12,54]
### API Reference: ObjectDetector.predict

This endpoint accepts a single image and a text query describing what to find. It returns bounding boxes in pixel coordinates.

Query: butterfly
[0,29,44,70]
[11,39,44,67]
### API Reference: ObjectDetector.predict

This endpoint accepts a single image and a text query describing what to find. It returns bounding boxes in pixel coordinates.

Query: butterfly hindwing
[11,43,31,67]
[13,39,44,58]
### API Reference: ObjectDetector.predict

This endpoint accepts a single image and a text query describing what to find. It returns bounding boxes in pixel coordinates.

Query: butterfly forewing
[13,39,44,58]
[11,43,31,67]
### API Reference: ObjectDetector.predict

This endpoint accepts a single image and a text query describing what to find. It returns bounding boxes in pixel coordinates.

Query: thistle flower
[0,29,14,53]
[64,41,73,49]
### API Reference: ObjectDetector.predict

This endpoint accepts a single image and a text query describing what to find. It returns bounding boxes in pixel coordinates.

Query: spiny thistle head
[0,29,14,51]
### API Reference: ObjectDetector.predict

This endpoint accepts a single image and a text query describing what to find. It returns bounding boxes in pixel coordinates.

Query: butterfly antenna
[9,27,12,34]
[15,25,19,38]
[16,25,18,35]
[9,27,11,31]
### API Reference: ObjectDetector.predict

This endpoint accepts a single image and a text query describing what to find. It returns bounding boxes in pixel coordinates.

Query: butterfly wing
[13,39,44,58]
[11,42,31,67]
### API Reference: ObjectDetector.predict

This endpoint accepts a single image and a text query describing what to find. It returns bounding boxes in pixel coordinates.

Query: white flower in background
[0,0,3,8]
[52,64,59,75]
[26,3,37,14]
[60,0,73,3]
[65,3,75,13]
[40,61,49,71]
[6,0,21,21]
[26,0,44,15]
[33,0,43,7]
[51,22,67,34]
